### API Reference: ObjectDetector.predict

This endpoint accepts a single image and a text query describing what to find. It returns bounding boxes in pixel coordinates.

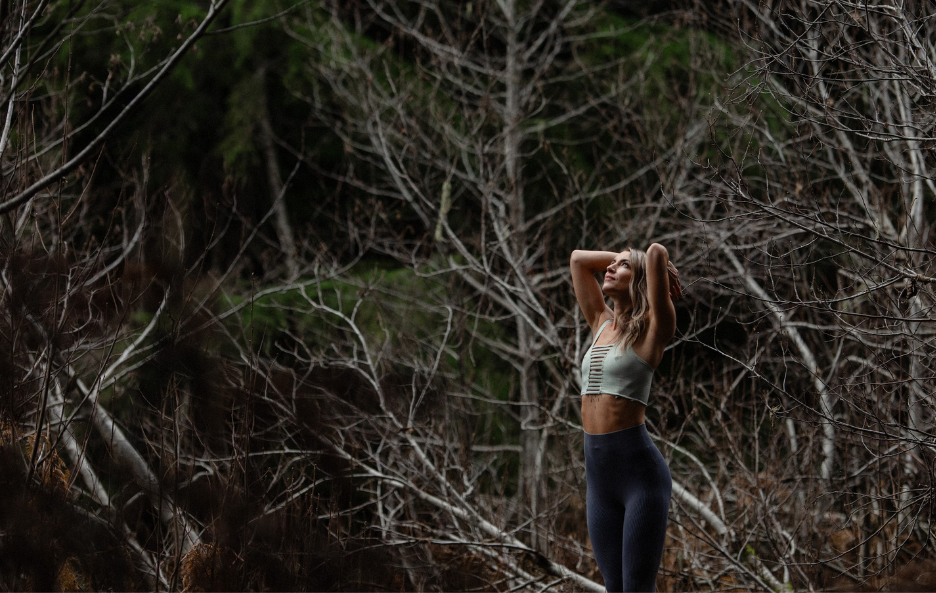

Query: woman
[570,245,681,592]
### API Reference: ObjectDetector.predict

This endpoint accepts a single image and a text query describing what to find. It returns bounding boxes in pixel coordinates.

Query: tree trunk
[257,66,299,280]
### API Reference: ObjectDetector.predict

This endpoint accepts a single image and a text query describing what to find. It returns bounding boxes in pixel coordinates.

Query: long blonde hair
[612,248,650,351]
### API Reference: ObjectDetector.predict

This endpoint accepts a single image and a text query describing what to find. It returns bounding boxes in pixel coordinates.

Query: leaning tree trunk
[257,65,299,280]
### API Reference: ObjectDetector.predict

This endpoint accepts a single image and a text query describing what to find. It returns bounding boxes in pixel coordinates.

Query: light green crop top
[580,319,655,405]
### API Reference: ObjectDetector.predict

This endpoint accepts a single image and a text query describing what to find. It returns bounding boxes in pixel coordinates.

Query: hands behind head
[667,261,682,300]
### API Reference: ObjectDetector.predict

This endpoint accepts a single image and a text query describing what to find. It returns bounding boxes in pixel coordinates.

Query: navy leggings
[585,423,671,592]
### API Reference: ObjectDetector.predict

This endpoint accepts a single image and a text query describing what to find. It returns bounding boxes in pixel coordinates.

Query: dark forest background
[0,0,934,590]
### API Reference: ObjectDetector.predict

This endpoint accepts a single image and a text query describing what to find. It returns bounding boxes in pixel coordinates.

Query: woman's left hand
[667,261,682,300]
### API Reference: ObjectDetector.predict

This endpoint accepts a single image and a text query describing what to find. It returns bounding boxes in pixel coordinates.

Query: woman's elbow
[570,250,583,265]
[646,243,668,262]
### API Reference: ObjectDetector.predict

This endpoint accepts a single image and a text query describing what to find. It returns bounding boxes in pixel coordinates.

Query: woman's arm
[645,243,678,344]
[570,250,615,332]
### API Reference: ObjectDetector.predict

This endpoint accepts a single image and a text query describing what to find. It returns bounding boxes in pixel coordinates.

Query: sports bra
[580,319,655,405]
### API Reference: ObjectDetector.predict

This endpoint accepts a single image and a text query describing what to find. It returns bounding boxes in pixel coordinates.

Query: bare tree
[276,0,802,589]
[7,0,933,589]
[671,0,936,585]
[0,0,238,587]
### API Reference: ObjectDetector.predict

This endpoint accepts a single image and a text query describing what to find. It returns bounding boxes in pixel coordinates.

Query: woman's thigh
[586,477,626,592]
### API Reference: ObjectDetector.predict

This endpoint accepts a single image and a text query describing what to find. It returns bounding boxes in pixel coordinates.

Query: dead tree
[277,1,801,589]
[0,0,234,587]
[683,0,936,584]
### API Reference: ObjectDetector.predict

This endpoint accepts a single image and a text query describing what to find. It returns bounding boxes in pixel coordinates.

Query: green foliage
[218,74,264,176]
[577,17,733,110]
[225,264,448,359]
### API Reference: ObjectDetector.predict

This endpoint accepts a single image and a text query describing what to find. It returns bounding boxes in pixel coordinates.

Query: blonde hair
[612,248,650,351]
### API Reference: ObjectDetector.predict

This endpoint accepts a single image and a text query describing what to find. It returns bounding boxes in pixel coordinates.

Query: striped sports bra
[580,319,655,405]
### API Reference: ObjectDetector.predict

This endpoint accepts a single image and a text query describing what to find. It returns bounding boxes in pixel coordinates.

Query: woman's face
[602,251,632,296]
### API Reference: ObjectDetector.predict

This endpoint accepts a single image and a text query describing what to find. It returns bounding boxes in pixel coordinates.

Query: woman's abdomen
[581,394,646,434]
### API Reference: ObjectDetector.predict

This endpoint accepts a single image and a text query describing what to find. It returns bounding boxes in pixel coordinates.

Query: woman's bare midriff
[581,394,646,434]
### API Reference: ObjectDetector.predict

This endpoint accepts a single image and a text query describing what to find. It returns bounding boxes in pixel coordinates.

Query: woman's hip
[584,424,671,490]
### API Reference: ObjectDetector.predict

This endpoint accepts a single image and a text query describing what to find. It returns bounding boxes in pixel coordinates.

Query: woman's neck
[611,299,632,328]
[612,297,631,314]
